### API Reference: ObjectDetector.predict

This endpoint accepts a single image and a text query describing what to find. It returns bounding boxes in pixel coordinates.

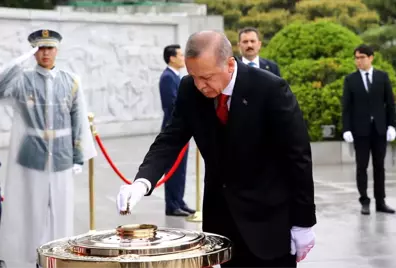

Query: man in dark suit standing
[237,27,281,76]
[158,44,195,217]
[117,31,316,267]
[342,44,396,215]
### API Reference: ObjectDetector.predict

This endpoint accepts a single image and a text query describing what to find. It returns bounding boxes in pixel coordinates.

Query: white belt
[26,128,71,140]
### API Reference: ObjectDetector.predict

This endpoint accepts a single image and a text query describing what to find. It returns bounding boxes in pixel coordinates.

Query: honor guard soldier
[0,29,96,267]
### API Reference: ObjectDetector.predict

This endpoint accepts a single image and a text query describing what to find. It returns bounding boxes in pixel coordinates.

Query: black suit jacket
[237,56,281,76]
[342,69,395,137]
[259,57,281,77]
[135,59,316,259]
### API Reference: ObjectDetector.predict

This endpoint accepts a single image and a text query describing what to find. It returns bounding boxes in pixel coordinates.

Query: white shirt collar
[359,66,373,76]
[242,56,260,68]
[167,65,180,76]
[35,64,57,79]
[358,66,373,91]
[222,61,238,96]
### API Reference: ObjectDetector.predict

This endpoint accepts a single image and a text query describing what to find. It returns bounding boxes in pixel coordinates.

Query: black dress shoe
[376,204,395,214]
[166,208,190,217]
[181,206,196,214]
[361,204,370,215]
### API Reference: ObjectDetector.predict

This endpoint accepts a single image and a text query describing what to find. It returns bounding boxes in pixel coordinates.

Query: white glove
[72,164,83,175]
[343,131,354,143]
[290,227,315,262]
[0,47,38,74]
[16,47,39,64]
[387,126,396,142]
[116,181,147,214]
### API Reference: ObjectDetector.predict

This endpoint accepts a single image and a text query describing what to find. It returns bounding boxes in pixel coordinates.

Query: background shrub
[261,21,396,141]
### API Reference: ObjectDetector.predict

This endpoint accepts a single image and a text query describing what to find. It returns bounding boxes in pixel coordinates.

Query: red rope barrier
[0,135,188,203]
[94,134,188,188]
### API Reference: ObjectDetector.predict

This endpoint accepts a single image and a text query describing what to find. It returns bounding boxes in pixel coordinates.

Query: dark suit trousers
[203,185,296,268]
[164,145,188,211]
[353,122,387,205]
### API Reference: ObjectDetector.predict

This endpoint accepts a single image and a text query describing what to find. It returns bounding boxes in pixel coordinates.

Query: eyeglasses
[355,56,368,60]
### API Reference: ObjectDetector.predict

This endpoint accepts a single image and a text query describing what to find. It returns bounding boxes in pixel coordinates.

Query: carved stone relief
[0,18,176,135]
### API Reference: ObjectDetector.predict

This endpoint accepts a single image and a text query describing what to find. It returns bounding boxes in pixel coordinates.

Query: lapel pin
[242,99,248,105]
[265,65,269,69]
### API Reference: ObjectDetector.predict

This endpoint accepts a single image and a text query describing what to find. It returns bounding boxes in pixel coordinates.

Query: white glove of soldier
[343,131,354,143]
[116,181,147,215]
[16,46,39,64]
[72,164,83,175]
[0,47,38,74]
[387,126,396,142]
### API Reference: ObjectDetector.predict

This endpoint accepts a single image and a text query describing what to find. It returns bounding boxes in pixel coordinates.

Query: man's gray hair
[185,30,233,65]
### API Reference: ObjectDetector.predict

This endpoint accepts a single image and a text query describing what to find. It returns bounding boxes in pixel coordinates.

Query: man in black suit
[237,27,281,76]
[117,30,316,267]
[342,44,396,215]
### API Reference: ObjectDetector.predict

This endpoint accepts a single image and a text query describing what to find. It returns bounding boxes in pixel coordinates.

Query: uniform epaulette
[62,70,79,98]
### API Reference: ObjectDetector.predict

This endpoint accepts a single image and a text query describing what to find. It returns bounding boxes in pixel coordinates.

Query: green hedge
[261,21,396,141]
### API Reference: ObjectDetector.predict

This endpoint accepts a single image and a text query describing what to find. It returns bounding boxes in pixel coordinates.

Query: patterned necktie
[248,62,256,67]
[216,93,229,124]
[365,72,371,91]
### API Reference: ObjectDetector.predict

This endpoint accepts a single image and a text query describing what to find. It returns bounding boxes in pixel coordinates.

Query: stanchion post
[88,113,96,231]
[186,148,203,222]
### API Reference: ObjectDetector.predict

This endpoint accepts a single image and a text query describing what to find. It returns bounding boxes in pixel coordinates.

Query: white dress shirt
[242,56,260,68]
[359,66,373,91]
[218,62,238,109]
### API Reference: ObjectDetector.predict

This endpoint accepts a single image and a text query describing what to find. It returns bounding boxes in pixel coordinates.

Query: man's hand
[72,164,82,175]
[343,131,354,143]
[387,126,396,142]
[290,227,315,262]
[116,181,147,215]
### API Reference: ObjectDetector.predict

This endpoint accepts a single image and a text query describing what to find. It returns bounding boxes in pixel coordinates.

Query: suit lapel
[354,70,368,94]
[259,58,270,71]
[371,69,378,89]
[226,61,250,138]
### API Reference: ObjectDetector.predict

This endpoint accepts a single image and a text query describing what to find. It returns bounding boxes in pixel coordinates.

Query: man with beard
[237,27,281,77]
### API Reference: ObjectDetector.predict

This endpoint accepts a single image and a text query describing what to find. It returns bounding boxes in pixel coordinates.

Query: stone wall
[0,7,223,148]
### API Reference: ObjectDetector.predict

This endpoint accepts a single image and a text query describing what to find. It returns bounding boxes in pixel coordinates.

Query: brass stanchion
[88,113,96,231]
[186,148,203,222]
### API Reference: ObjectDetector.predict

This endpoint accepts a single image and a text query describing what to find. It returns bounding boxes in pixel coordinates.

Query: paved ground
[1,134,396,268]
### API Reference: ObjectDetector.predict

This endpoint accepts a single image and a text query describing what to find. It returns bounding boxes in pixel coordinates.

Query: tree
[361,0,396,70]
[361,25,396,68]
[0,0,54,9]
[363,0,396,23]
[292,0,379,34]
[196,0,380,54]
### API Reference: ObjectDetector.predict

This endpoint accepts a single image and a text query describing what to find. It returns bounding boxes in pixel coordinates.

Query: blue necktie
[248,62,256,67]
